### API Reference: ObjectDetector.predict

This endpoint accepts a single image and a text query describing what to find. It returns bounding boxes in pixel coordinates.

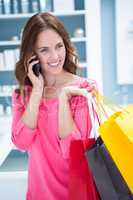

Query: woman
[11,12,98,200]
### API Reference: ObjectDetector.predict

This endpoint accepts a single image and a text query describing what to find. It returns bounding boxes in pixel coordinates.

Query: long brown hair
[15,12,78,98]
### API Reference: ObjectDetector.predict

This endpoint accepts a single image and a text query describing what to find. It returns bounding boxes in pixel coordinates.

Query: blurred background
[0,0,132,199]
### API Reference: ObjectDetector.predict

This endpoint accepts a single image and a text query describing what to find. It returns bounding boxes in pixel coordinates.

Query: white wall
[0,171,27,200]
[116,0,133,84]
[85,0,103,91]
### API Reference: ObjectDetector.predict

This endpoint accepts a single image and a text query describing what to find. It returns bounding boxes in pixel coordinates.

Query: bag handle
[84,92,100,139]
[93,91,129,123]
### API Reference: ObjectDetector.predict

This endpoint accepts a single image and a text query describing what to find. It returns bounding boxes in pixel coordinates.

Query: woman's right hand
[27,55,44,94]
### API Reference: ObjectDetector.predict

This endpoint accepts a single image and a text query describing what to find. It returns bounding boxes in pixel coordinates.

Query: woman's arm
[21,88,42,129]
[11,88,42,150]
[12,56,44,150]
[58,92,91,159]
[58,84,95,139]
[58,80,97,158]
[58,92,77,139]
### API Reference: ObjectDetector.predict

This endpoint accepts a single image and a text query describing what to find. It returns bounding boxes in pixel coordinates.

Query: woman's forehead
[35,29,63,46]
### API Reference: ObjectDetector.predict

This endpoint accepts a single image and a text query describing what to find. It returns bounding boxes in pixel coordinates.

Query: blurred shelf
[71,37,87,42]
[78,62,87,67]
[0,93,12,97]
[0,149,28,172]
[0,40,20,46]
[0,37,87,46]
[0,10,86,19]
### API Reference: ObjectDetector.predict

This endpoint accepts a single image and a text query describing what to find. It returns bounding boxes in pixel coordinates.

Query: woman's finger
[80,79,97,93]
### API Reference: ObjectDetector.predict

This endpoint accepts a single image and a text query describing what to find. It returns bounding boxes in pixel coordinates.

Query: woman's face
[34,29,66,76]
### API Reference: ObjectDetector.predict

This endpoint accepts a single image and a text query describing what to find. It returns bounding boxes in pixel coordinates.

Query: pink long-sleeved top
[11,78,93,200]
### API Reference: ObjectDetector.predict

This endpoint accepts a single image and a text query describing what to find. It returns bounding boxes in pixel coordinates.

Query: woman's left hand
[79,79,98,96]
[59,79,98,101]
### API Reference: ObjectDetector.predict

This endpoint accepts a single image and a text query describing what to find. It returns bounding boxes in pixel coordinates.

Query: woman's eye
[40,48,48,53]
[57,44,63,48]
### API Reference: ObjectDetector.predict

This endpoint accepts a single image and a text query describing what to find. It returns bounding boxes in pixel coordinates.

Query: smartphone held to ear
[32,63,41,77]
[29,58,42,77]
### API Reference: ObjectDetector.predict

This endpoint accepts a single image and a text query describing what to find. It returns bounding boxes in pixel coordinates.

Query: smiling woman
[34,29,66,77]
[15,12,78,94]
[11,12,99,200]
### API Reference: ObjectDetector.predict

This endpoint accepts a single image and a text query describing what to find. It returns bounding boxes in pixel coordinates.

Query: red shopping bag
[68,138,100,200]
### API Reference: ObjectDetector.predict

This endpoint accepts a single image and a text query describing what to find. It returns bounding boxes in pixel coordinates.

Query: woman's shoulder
[65,74,87,87]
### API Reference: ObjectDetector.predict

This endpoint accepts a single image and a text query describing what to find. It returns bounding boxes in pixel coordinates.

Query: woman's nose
[49,50,58,60]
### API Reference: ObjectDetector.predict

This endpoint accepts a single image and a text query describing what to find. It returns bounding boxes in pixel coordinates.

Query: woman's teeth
[49,62,59,67]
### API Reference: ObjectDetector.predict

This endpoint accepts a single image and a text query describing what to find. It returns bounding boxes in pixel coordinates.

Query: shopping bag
[86,136,133,200]
[86,92,133,200]
[68,139,100,200]
[98,104,133,193]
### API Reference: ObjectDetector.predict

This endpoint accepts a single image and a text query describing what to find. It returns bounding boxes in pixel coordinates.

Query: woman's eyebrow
[37,46,49,50]
[56,41,64,45]
[37,42,63,49]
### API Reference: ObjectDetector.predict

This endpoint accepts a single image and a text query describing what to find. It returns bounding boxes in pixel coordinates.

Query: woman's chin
[48,67,64,75]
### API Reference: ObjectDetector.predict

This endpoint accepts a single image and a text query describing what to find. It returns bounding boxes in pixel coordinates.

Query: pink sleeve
[58,96,92,159]
[11,90,37,151]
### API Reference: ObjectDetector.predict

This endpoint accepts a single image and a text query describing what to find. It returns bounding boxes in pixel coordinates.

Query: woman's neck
[44,70,69,88]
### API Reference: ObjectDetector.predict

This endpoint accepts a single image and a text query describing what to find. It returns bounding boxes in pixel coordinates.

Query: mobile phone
[32,63,41,77]
[29,58,42,77]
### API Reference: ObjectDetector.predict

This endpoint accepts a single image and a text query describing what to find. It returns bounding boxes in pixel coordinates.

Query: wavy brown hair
[15,12,78,98]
